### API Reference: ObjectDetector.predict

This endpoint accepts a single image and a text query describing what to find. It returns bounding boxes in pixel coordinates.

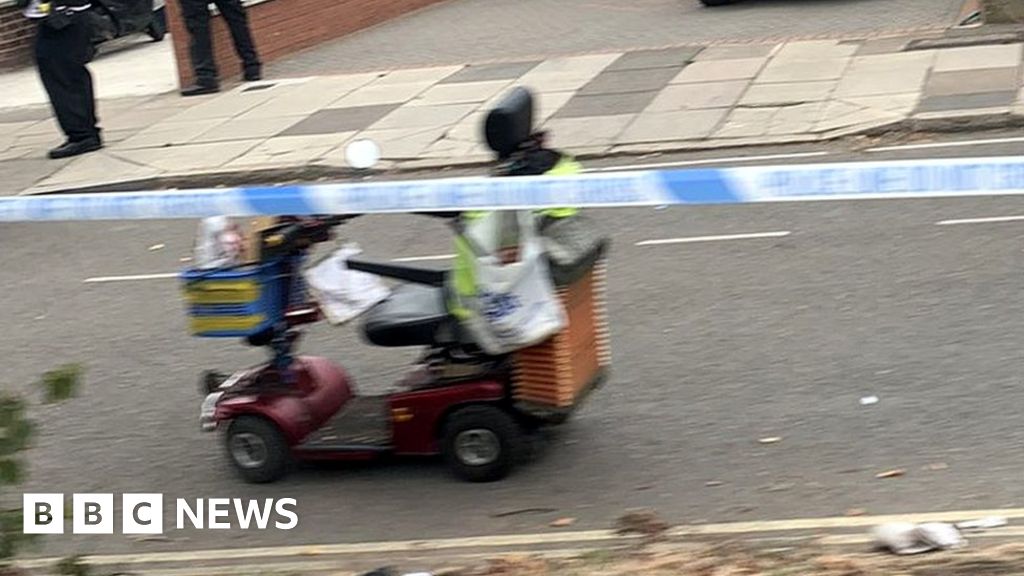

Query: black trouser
[35,16,99,143]
[180,0,260,85]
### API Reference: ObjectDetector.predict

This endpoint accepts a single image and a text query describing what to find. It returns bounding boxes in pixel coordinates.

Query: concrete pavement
[4,38,1024,195]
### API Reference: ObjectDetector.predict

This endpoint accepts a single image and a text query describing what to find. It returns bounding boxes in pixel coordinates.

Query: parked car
[87,0,166,45]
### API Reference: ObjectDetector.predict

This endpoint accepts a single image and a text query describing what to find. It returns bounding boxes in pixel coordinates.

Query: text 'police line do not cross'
[23,494,298,534]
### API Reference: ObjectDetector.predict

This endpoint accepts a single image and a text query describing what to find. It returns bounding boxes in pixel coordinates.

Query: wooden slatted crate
[512,260,610,409]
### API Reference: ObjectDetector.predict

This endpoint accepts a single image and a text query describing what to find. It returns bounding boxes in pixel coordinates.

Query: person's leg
[181,0,219,88]
[35,20,100,148]
[212,0,260,79]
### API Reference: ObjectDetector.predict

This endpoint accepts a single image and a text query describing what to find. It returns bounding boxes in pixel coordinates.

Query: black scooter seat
[362,284,452,347]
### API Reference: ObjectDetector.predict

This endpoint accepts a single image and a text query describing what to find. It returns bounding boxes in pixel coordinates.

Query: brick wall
[166,0,448,88]
[0,1,35,70]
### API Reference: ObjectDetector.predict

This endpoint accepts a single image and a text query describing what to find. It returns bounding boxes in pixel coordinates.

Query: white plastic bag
[193,216,245,269]
[452,210,566,355]
[872,522,967,555]
[304,244,390,325]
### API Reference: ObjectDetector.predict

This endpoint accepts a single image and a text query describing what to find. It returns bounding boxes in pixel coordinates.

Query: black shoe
[181,83,220,97]
[48,138,102,159]
[243,66,262,82]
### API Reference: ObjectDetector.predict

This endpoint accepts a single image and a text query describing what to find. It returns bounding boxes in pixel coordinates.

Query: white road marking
[391,254,455,262]
[936,215,1024,226]
[584,151,829,173]
[867,136,1024,153]
[20,507,1024,569]
[636,231,792,246]
[83,272,179,283]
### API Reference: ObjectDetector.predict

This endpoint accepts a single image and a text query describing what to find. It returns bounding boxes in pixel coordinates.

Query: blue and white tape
[3,156,1024,221]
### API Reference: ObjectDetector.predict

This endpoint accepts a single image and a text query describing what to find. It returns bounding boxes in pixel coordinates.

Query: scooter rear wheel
[442,405,523,482]
[226,416,290,483]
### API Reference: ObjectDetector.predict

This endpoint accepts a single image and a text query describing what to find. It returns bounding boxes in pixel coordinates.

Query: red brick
[0,4,34,71]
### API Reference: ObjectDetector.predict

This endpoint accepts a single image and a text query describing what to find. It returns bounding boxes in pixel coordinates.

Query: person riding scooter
[445,88,602,352]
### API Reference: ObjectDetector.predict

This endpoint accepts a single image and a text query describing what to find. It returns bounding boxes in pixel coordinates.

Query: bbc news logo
[23,494,298,534]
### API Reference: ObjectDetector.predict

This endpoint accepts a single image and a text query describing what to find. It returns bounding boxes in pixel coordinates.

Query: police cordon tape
[4,156,1024,221]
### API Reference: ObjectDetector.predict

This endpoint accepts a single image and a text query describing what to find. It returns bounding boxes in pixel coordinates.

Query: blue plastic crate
[180,260,288,338]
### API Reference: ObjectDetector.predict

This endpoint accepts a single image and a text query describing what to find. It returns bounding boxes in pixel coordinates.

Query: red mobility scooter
[186,88,610,483]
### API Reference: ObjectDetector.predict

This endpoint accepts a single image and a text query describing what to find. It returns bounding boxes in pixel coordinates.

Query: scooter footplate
[297,396,391,450]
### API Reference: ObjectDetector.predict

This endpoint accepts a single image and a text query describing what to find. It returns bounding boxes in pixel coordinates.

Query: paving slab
[694,44,778,61]
[553,91,660,119]
[369,102,479,130]
[671,58,767,84]
[3,157,69,194]
[844,93,921,115]
[645,81,750,112]
[166,88,286,122]
[98,106,187,131]
[113,140,261,172]
[617,108,728,143]
[239,79,374,119]
[772,40,859,61]
[410,80,513,106]
[30,151,161,190]
[853,36,915,56]
[816,106,902,133]
[715,107,776,139]
[372,65,463,85]
[924,68,1019,97]
[604,47,702,72]
[756,58,851,84]
[280,104,401,136]
[0,106,52,123]
[438,61,542,84]
[933,43,1024,72]
[578,67,682,96]
[739,81,836,106]
[0,121,42,137]
[189,116,304,143]
[113,119,229,149]
[768,102,826,135]
[541,114,634,148]
[916,91,1018,113]
[513,54,620,93]
[226,134,354,169]
[352,126,449,159]
[833,52,936,97]
[329,82,436,107]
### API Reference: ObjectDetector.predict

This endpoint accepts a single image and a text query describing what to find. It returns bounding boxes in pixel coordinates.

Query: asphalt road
[268,0,966,77]
[6,133,1024,558]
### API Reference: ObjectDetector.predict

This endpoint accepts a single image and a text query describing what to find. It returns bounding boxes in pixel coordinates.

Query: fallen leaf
[148,243,165,251]
[758,437,782,444]
[615,509,668,537]
[846,508,867,517]
[876,469,905,479]
[550,517,576,527]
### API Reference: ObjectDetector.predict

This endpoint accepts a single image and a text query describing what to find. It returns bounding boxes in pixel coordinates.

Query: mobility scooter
[186,88,610,483]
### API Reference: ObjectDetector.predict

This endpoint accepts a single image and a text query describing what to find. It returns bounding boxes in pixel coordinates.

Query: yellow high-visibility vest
[449,155,582,319]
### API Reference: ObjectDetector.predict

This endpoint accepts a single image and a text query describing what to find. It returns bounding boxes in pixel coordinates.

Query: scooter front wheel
[442,405,523,482]
[226,416,291,483]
